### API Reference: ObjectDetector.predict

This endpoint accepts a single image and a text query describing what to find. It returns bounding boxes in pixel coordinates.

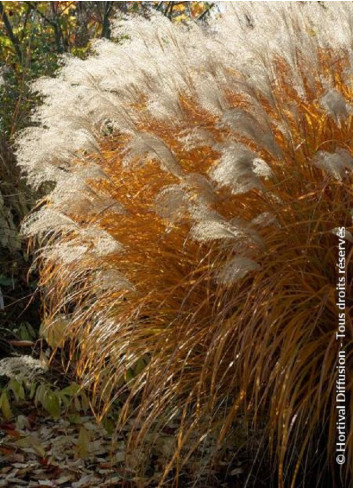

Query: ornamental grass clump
[17,2,352,486]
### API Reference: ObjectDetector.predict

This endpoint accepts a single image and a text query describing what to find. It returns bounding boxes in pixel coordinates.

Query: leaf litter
[0,413,128,487]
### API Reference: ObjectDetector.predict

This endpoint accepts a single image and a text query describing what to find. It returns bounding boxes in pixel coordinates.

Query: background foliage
[0,1,214,136]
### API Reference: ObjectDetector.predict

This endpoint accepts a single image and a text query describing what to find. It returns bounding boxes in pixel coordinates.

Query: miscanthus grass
[17,2,353,486]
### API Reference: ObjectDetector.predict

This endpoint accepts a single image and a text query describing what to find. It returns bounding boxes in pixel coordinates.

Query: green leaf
[133,356,148,376]
[59,383,80,397]
[8,379,25,402]
[34,383,46,407]
[80,391,90,413]
[40,316,68,348]
[124,368,135,383]
[58,393,71,408]
[17,322,36,341]
[74,395,81,412]
[76,426,90,458]
[43,392,61,419]
[68,413,81,424]
[29,382,37,400]
[102,417,115,435]
[0,391,12,419]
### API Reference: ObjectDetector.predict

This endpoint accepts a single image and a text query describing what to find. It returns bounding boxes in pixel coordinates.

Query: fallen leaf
[55,475,73,485]
[71,474,92,487]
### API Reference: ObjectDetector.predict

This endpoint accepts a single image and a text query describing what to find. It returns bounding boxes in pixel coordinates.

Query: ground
[0,412,129,488]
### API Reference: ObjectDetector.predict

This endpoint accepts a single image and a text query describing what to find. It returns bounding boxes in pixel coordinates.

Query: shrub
[0,136,38,345]
[17,3,353,486]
